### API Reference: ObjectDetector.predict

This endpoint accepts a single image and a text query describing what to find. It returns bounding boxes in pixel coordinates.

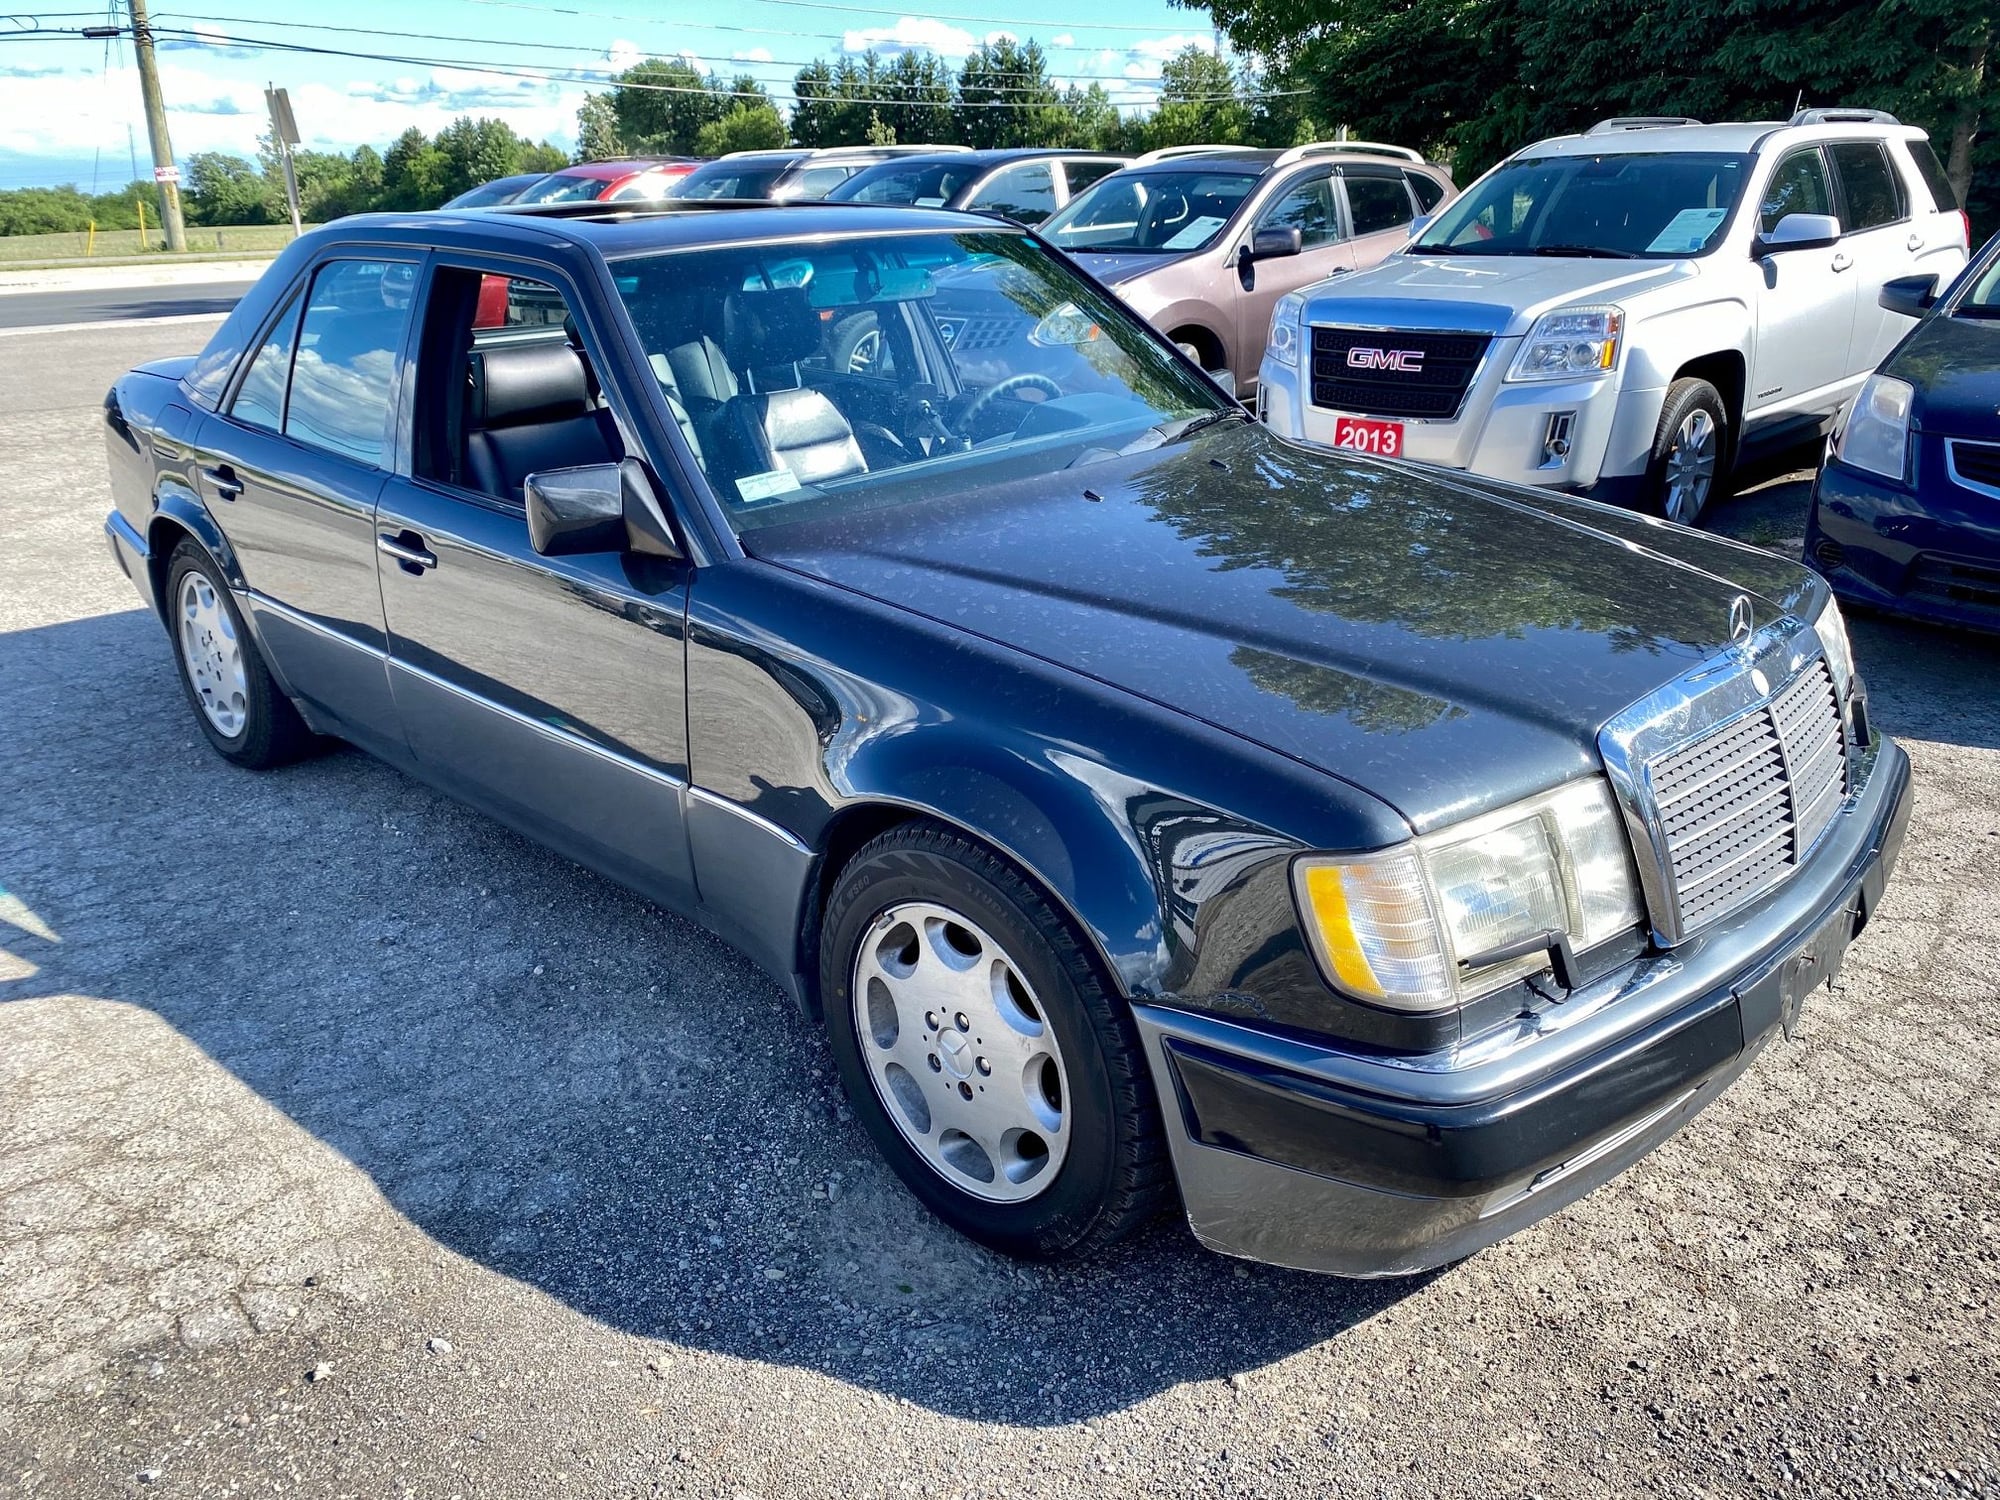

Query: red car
[512,158,699,206]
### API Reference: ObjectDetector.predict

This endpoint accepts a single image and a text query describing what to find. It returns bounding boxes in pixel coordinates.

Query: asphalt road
[3,321,1999,1499]
[0,281,252,331]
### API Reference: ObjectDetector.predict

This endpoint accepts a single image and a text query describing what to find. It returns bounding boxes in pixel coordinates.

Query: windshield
[610,230,1229,532]
[1041,169,1260,254]
[1411,152,1753,258]
[1958,243,2000,319]
[515,172,609,205]
[827,161,974,208]
[672,161,794,200]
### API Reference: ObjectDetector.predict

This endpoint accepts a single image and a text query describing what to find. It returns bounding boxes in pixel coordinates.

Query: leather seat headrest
[468,342,592,427]
[722,287,822,373]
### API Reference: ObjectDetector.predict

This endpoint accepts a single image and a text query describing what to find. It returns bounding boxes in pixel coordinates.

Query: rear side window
[1829,142,1904,230]
[975,162,1058,224]
[284,259,417,468]
[228,291,303,435]
[1907,139,1959,212]
[1406,171,1446,212]
[1759,149,1833,232]
[1343,171,1415,236]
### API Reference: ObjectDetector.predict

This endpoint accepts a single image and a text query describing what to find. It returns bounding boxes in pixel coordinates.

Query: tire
[164,539,316,769]
[1645,377,1729,527]
[831,311,884,376]
[819,822,1168,1260]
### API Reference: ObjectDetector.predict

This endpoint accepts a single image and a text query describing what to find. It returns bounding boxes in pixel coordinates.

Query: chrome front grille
[1640,659,1848,935]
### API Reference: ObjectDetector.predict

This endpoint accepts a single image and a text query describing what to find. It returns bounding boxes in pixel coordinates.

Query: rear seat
[463,342,621,502]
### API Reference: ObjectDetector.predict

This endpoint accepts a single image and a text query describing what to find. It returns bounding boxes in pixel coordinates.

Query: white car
[1257,110,1972,524]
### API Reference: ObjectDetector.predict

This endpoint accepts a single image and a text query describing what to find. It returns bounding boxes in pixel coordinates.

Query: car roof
[1521,120,1932,157]
[1122,149,1280,176]
[839,147,1119,176]
[552,158,697,180]
[335,202,1002,257]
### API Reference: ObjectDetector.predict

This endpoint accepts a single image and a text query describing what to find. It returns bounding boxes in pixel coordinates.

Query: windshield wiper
[1530,244,1639,259]
[1149,407,1252,443]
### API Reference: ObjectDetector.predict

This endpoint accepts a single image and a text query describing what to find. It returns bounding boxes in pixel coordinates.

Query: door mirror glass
[524,458,682,559]
[1878,272,1939,319]
[1756,212,1841,255]
[1209,368,1237,399]
[1406,214,1433,239]
[1250,226,1305,260]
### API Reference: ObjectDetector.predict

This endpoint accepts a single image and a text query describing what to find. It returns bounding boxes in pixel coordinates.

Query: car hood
[1893,312,2000,438]
[1298,253,1696,337]
[748,425,1822,833]
[1066,250,1193,288]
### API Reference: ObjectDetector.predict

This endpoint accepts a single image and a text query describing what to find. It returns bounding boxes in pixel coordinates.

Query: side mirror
[524,458,683,560]
[1249,226,1304,261]
[1209,369,1237,399]
[1879,272,1939,319]
[1753,212,1841,257]
[1406,214,1433,239]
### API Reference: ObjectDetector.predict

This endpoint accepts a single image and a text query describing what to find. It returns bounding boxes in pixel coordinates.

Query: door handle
[377,531,437,573]
[200,464,243,501]
[1831,251,1853,272]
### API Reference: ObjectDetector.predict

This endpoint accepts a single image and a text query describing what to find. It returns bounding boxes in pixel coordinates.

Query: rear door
[373,258,696,903]
[1748,146,1857,421]
[1236,169,1356,390]
[189,253,420,752]
[1828,139,1918,371]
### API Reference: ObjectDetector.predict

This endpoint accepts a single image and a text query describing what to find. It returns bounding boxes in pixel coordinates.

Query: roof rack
[816,142,972,156]
[1274,140,1424,166]
[1788,107,1900,126]
[1587,116,1703,134]
[1131,144,1243,165]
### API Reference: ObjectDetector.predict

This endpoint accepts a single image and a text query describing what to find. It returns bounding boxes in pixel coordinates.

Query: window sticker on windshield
[1162,215,1227,250]
[916,196,947,207]
[735,469,804,503]
[1646,207,1728,253]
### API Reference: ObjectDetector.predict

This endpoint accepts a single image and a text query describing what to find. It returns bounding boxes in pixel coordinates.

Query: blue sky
[0,0,1229,190]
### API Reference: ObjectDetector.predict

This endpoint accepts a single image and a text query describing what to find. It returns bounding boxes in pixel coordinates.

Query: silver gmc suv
[1257,110,1971,524]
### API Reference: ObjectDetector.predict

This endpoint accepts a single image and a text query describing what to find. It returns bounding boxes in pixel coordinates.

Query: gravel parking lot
[3,320,1998,1499]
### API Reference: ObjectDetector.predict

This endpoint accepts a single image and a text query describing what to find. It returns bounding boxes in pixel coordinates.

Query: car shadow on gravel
[1,608,1432,1424]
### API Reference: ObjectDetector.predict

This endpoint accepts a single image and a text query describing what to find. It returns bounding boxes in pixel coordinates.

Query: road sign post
[266,87,304,238]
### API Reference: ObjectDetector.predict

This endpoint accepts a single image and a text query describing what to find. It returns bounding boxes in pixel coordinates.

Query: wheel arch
[1671,350,1747,455]
[1164,320,1228,372]
[145,489,244,625]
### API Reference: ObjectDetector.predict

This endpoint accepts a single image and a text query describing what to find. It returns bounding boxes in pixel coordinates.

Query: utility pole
[127,0,187,252]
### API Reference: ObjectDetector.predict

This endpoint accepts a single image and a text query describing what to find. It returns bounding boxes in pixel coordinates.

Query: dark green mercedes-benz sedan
[101,200,1909,1276]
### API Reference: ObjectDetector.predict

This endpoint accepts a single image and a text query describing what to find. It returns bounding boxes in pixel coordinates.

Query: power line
[439,0,1211,37]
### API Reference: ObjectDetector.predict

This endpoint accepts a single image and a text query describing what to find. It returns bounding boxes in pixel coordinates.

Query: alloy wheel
[1663,408,1718,525]
[851,900,1072,1203]
[177,572,248,737]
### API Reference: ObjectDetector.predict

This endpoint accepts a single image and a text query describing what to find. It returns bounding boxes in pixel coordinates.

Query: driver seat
[719,287,866,487]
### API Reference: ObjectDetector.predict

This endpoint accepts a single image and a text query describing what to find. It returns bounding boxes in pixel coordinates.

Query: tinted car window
[673,162,794,200]
[229,290,303,435]
[787,164,859,200]
[1343,171,1414,236]
[829,162,972,207]
[1908,140,1959,212]
[1061,159,1122,195]
[1260,173,1339,248]
[1760,150,1834,233]
[1406,170,1446,212]
[515,172,607,205]
[284,259,414,468]
[974,162,1058,223]
[1830,142,1904,230]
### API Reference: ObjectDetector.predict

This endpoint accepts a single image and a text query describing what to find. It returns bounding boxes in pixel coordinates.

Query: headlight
[1267,291,1306,368]
[1507,305,1624,381]
[1833,372,1913,482]
[1813,591,1855,697]
[1293,779,1644,1012]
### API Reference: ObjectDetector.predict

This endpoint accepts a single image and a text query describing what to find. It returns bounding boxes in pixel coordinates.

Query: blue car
[1808,230,2000,631]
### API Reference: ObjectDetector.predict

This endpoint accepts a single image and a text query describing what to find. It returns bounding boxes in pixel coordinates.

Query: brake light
[1960,210,1972,250]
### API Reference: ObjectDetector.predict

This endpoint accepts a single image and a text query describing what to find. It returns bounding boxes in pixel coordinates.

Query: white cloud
[983,29,1016,45]
[1125,33,1217,64]
[606,39,643,72]
[1051,34,1074,47]
[841,17,978,56]
[731,47,773,64]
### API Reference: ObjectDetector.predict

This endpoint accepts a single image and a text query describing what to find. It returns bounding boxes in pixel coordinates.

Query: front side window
[1415,151,1753,258]
[1061,159,1122,196]
[974,162,1057,224]
[828,163,969,207]
[1955,245,2000,319]
[673,162,793,200]
[284,259,415,468]
[515,172,608,205]
[609,231,1227,531]
[229,290,303,434]
[1260,172,1340,248]
[1829,142,1904,231]
[1760,149,1834,233]
[1041,169,1261,253]
[1343,170,1415,237]
[784,164,859,200]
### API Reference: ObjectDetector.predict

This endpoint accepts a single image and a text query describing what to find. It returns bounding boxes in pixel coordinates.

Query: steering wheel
[955,373,1063,436]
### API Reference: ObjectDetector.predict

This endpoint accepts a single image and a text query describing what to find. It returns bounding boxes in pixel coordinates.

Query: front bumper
[1808,449,2000,635]
[1136,735,1913,1277]
[1257,342,1664,495]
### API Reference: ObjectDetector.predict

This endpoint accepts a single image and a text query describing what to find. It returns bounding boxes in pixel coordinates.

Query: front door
[374,262,696,904]
[1748,147,1858,422]
[191,253,420,751]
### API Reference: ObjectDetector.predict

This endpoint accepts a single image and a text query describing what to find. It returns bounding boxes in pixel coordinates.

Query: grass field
[0,223,310,264]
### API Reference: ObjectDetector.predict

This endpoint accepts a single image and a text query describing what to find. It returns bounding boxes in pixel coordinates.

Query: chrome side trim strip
[1944,440,2000,504]
[386,655,690,794]
[686,785,812,856]
[247,590,388,660]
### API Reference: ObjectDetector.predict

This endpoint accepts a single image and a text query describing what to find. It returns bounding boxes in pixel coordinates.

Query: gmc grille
[1308,327,1491,420]
[1642,660,1848,934]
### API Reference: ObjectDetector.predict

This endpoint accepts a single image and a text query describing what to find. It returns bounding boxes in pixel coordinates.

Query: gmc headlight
[1813,591,1855,697]
[1833,373,1912,483]
[1267,291,1306,368]
[1293,779,1644,1013]
[1507,306,1623,381]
